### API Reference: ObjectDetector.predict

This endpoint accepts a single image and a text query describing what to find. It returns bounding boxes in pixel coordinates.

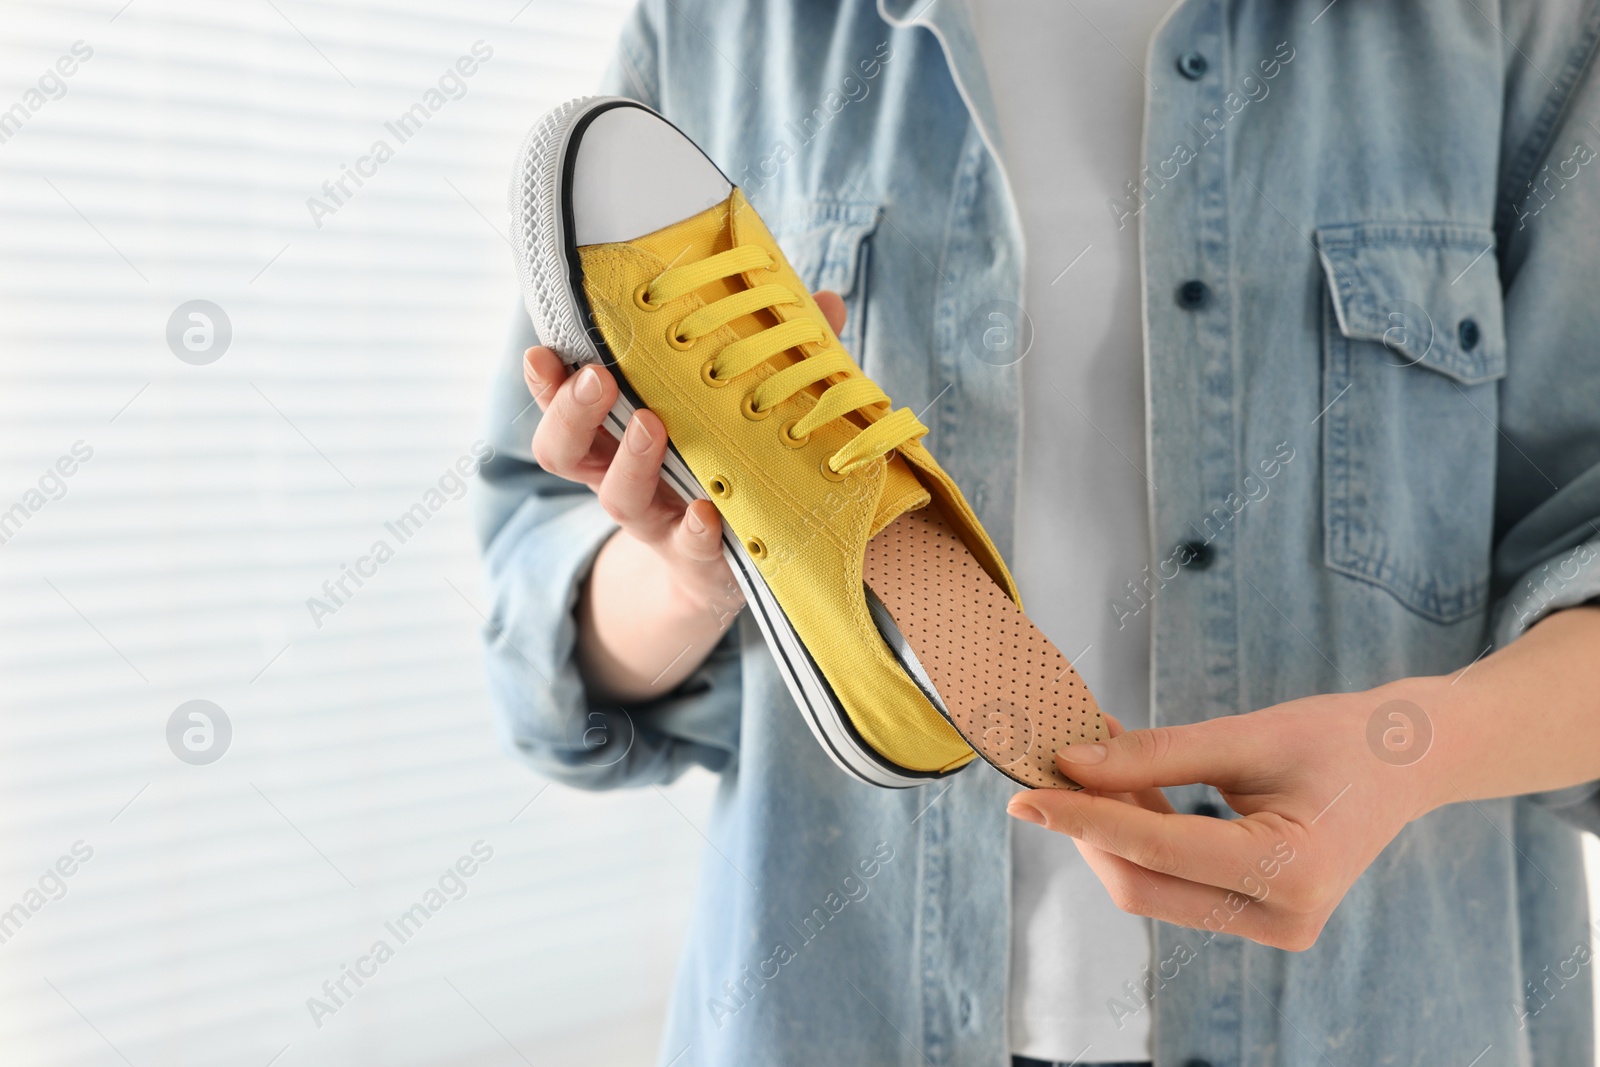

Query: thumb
[1077,711,1178,815]
[814,290,847,336]
[1055,718,1246,794]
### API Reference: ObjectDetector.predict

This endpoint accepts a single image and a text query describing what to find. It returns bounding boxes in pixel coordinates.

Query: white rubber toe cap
[569,104,732,246]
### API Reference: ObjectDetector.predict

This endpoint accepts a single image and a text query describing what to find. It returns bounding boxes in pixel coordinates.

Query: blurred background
[0,1,720,1064]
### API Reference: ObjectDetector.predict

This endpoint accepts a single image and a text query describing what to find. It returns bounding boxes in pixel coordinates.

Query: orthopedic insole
[862,506,1107,789]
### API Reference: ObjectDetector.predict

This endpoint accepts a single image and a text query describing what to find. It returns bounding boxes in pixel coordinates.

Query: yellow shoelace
[640,245,928,476]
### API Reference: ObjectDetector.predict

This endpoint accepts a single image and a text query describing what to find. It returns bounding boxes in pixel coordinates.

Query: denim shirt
[475,1,1600,1063]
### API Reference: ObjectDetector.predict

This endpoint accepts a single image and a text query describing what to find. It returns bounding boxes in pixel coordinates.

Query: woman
[476,1,1600,1063]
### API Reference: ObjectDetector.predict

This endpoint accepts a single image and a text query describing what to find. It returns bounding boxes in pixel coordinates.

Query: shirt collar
[875,0,1006,163]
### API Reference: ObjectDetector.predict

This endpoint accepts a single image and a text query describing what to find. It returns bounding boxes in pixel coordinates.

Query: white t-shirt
[965,0,1173,1060]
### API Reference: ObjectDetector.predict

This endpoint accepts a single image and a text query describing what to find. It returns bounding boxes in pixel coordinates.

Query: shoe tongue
[623,196,930,538]
[871,453,930,538]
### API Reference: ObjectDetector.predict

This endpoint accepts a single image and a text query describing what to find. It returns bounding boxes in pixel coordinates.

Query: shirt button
[1458,317,1481,350]
[1176,279,1211,309]
[1177,540,1213,569]
[1192,801,1222,818]
[1176,51,1209,79]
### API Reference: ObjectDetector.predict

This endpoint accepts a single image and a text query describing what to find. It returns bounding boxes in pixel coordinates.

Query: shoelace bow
[640,244,927,476]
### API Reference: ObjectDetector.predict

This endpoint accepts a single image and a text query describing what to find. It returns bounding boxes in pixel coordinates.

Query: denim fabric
[475,1,1600,1063]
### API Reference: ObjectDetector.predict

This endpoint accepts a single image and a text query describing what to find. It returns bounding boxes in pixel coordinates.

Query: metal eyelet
[779,419,810,448]
[700,358,727,387]
[668,324,696,351]
[745,536,768,560]
[634,283,660,312]
[708,475,732,499]
[819,459,847,482]
[740,393,771,421]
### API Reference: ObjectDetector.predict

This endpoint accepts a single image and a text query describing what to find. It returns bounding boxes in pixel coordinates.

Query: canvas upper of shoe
[574,188,1023,775]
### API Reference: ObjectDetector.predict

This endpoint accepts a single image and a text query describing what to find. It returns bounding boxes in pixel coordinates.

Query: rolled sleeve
[1490,525,1600,649]
[465,1,746,790]
[1488,504,1600,828]
[479,473,742,790]
[1488,72,1600,827]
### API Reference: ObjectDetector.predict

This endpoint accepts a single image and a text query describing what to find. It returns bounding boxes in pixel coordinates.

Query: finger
[523,347,567,411]
[1078,783,1178,816]
[1131,787,1179,815]
[1054,717,1260,794]
[671,499,727,564]
[1069,835,1303,948]
[595,409,674,535]
[531,363,619,478]
[815,290,847,336]
[1008,788,1279,893]
[1087,712,1177,814]
[1084,780,1177,816]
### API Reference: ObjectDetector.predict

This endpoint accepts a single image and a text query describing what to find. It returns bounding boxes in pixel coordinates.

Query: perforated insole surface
[862,507,1107,789]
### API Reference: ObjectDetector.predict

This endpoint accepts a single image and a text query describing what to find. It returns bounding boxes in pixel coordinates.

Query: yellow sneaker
[511,97,1105,788]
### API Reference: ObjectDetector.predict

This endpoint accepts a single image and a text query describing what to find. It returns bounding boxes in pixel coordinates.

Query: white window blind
[0,2,718,1064]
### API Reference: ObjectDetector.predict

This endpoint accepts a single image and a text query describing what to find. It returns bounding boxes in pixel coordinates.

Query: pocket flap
[1315,222,1506,385]
[769,199,879,297]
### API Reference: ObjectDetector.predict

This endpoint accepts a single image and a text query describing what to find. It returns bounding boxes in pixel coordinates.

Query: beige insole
[862,506,1107,790]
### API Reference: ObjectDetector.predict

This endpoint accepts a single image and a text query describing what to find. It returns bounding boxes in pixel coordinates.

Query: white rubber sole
[510,96,952,789]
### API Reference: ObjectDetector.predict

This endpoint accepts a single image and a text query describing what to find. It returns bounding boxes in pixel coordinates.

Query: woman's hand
[1006,684,1440,951]
[1005,597,1600,954]
[526,290,849,701]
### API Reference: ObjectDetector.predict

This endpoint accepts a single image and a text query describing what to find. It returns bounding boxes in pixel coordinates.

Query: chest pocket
[1316,222,1507,624]
[769,199,879,365]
